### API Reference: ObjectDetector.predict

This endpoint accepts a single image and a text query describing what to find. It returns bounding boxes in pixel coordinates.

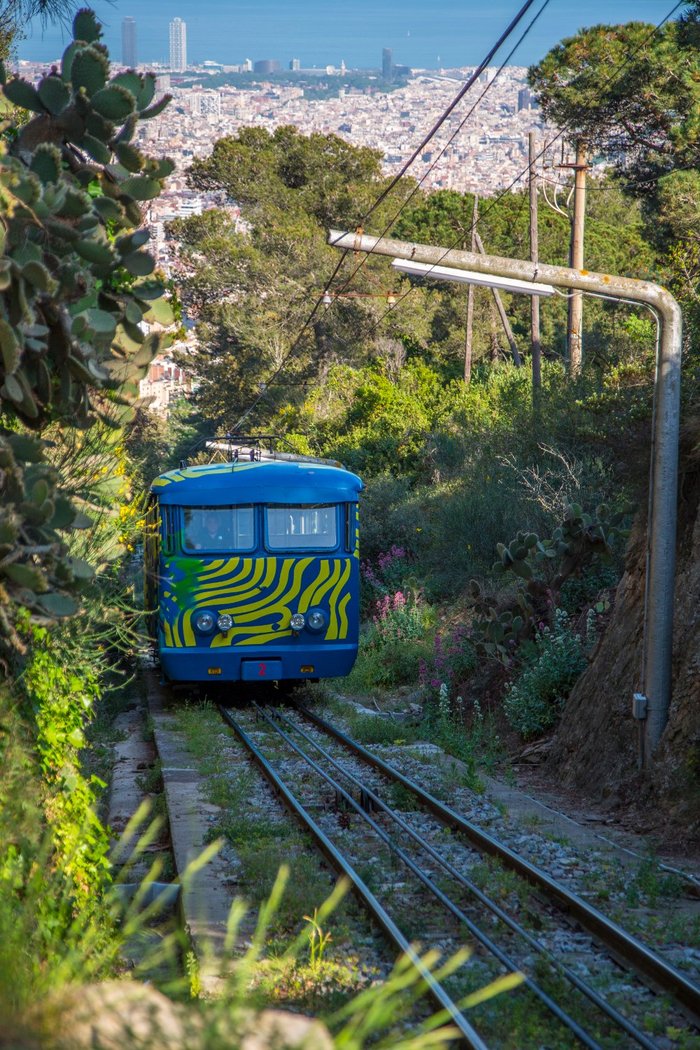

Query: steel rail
[252,704,601,1048]
[274,707,658,1049]
[217,705,488,1050]
[294,703,700,1022]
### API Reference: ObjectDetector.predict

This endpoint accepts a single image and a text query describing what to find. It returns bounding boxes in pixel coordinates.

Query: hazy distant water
[19,0,677,68]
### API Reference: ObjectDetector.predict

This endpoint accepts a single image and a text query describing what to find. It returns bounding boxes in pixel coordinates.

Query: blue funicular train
[145,436,363,686]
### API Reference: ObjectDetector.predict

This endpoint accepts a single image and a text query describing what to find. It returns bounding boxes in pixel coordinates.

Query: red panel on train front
[241,659,284,681]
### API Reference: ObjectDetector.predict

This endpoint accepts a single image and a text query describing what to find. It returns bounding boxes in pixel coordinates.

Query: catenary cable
[360,0,541,224]
[232,0,545,429]
[236,0,683,425]
[234,1,550,426]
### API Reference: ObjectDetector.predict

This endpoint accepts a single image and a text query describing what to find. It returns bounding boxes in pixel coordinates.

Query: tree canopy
[528,5,700,197]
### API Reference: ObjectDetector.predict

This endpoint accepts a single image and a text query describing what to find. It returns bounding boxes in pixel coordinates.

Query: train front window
[183,506,255,552]
[266,504,338,550]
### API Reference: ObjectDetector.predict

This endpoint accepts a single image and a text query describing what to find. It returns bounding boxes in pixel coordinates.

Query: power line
[237,0,684,424]
[233,0,547,426]
[331,0,549,296]
[349,0,686,346]
[361,0,541,224]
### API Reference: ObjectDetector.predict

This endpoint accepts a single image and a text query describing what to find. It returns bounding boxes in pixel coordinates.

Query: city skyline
[121,16,136,67]
[18,0,682,69]
[169,17,187,72]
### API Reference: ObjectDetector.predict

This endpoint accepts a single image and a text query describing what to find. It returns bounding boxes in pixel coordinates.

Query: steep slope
[547,425,700,839]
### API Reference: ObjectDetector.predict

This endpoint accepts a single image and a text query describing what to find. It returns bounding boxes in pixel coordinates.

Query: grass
[346,712,421,747]
[169,696,382,1017]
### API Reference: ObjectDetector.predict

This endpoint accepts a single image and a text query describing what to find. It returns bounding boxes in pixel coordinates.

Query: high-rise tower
[169,18,187,73]
[382,47,393,82]
[122,17,137,67]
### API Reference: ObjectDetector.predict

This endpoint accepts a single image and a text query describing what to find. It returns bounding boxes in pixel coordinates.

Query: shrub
[503,609,590,739]
[419,623,477,703]
[345,590,435,693]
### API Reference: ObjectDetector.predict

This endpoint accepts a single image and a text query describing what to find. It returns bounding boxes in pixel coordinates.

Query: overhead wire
[236,0,684,426]
[348,0,686,346]
[359,0,541,225]
[334,0,552,296]
[234,0,550,426]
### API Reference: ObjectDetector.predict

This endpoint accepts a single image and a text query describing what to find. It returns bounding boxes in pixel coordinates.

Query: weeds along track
[218,702,700,1048]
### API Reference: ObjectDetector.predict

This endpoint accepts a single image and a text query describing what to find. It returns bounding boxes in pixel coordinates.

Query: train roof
[151,459,363,506]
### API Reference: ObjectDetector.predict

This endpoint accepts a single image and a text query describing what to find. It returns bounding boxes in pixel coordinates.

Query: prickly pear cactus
[0,8,174,666]
[469,504,631,663]
[0,7,174,428]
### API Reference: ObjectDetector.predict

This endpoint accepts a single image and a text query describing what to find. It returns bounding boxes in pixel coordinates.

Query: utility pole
[474,231,522,366]
[565,140,588,374]
[463,194,478,383]
[529,132,541,390]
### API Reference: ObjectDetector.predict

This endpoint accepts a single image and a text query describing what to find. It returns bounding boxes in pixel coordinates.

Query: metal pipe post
[529,131,542,390]
[328,228,682,761]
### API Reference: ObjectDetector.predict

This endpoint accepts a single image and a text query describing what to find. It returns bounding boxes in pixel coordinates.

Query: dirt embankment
[546,425,700,843]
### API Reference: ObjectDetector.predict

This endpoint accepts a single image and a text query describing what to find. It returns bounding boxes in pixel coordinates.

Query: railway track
[218,700,700,1048]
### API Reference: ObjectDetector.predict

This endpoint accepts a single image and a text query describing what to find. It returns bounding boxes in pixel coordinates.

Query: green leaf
[85,110,115,142]
[143,297,175,326]
[114,141,145,172]
[81,133,112,165]
[92,196,125,223]
[0,318,20,375]
[30,478,50,505]
[37,592,79,617]
[29,143,62,185]
[84,308,117,335]
[74,239,114,266]
[71,47,108,96]
[139,94,171,120]
[132,279,166,301]
[3,78,44,113]
[110,72,142,95]
[135,73,156,110]
[37,75,70,115]
[131,333,160,366]
[124,300,144,325]
[91,84,136,122]
[154,157,176,180]
[3,563,48,591]
[1,374,24,404]
[7,432,43,462]
[117,229,149,253]
[73,8,102,43]
[115,113,137,143]
[22,260,55,292]
[67,556,94,580]
[49,496,77,528]
[61,41,81,83]
[120,176,161,201]
[121,250,155,276]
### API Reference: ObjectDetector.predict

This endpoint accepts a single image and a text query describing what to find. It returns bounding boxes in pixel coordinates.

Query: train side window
[161,505,176,554]
[345,504,353,552]
[266,504,338,550]
[183,505,255,552]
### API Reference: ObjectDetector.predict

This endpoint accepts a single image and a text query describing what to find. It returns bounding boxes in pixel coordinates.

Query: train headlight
[290,612,306,631]
[217,614,234,632]
[307,609,326,632]
[194,611,215,633]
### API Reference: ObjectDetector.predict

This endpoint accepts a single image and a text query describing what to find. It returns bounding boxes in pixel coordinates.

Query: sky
[17,0,684,69]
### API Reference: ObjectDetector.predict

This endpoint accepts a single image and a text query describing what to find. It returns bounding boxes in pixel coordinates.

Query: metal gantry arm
[328,228,682,763]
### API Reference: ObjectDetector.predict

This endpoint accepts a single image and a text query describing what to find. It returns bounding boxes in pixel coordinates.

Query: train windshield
[183,505,255,552]
[266,504,337,550]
